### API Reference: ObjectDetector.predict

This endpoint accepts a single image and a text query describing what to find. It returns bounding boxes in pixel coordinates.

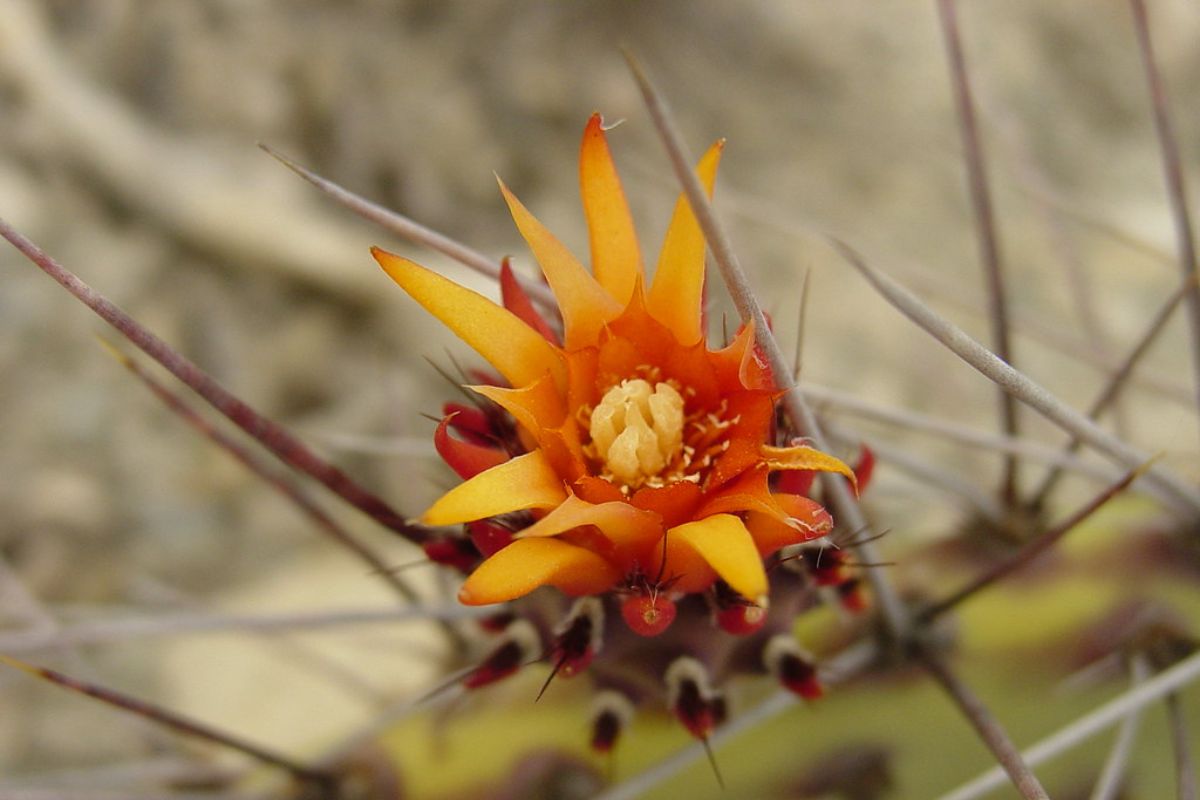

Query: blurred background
[1,1,1198,797]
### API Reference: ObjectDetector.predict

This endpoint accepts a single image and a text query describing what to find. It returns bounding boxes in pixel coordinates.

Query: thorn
[0,218,425,543]
[422,355,477,403]
[920,459,1156,622]
[535,655,567,703]
[830,235,1200,517]
[793,267,813,381]
[1128,0,1200,433]
[93,338,430,609]
[936,0,1020,506]
[0,655,335,788]
[699,734,725,789]
[256,143,558,311]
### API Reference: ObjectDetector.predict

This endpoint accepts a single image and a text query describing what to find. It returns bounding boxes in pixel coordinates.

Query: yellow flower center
[589,379,685,487]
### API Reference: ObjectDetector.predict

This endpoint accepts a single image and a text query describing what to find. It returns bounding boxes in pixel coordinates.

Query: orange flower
[372,114,852,611]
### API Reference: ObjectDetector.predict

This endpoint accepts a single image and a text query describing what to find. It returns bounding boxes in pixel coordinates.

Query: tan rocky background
[1,1,1198,797]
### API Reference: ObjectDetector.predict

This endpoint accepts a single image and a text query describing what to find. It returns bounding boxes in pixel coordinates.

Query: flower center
[589,379,684,487]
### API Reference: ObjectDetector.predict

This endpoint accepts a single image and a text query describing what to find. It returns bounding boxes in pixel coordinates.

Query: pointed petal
[777,467,816,498]
[472,376,567,432]
[745,494,834,556]
[710,323,761,390]
[853,445,876,493]
[422,450,566,526]
[580,114,642,305]
[442,402,494,447]
[434,415,509,479]
[762,445,857,490]
[373,248,565,389]
[738,325,775,390]
[472,379,586,480]
[467,520,513,557]
[499,180,622,349]
[499,258,560,345]
[697,467,780,519]
[629,482,703,530]
[573,475,626,505]
[519,493,662,553]
[647,140,724,345]
[458,538,622,605]
[705,391,777,490]
[658,514,767,601]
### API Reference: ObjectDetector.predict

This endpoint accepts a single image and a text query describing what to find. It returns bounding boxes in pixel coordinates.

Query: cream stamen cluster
[589,378,684,487]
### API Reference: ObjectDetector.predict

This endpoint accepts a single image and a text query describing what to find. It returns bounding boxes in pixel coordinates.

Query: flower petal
[580,114,642,306]
[738,325,775,391]
[761,444,857,490]
[422,450,566,526]
[630,482,703,530]
[471,379,586,480]
[373,248,565,389]
[434,414,509,480]
[646,140,724,346]
[499,179,622,349]
[705,391,777,490]
[696,467,778,520]
[745,493,834,556]
[657,514,767,602]
[519,493,662,559]
[458,538,622,605]
[472,376,567,432]
[499,258,560,345]
[442,402,494,446]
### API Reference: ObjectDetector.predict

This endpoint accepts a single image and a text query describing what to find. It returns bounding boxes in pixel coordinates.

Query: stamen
[589,378,684,486]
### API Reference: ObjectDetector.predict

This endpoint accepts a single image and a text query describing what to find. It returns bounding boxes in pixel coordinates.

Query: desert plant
[1,3,1197,799]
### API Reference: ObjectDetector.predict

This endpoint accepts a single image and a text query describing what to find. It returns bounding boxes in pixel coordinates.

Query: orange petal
[472,376,567,432]
[630,482,704,530]
[565,345,601,412]
[738,324,775,391]
[745,494,834,556]
[499,179,622,350]
[762,445,857,490]
[580,114,642,305]
[710,322,757,390]
[646,140,724,346]
[471,379,586,480]
[657,514,767,602]
[697,467,779,519]
[519,493,662,553]
[373,248,565,389]
[705,391,777,490]
[458,538,622,605]
[573,475,626,505]
[422,450,566,526]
